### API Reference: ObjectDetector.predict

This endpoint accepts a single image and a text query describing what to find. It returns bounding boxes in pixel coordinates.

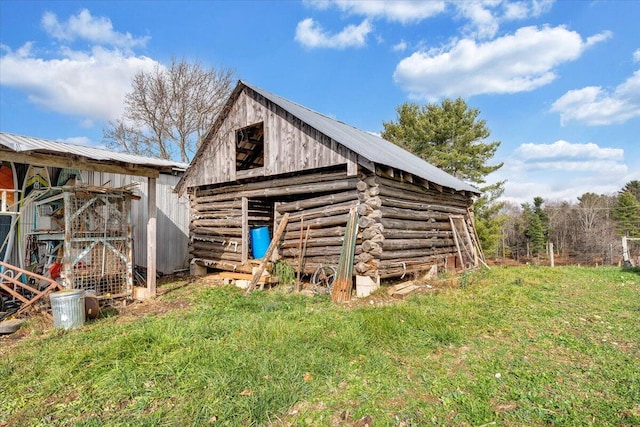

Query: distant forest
[492,180,640,266]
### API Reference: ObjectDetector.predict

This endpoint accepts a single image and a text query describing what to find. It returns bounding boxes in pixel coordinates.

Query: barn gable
[177,83,359,191]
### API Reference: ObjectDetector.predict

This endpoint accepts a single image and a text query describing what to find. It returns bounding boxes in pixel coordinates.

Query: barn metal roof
[241,81,479,194]
[0,132,189,173]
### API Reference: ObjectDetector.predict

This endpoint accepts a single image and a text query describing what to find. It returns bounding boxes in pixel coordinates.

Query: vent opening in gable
[236,122,264,171]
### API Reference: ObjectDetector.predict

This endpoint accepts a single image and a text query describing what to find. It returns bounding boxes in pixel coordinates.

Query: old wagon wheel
[312,265,336,295]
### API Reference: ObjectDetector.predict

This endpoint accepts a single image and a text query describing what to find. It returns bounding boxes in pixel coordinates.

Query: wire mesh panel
[62,190,133,297]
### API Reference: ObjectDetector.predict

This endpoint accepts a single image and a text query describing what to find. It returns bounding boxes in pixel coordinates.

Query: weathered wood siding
[183,88,358,189]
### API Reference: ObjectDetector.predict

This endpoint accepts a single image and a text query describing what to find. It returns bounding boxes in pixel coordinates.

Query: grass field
[1,266,638,426]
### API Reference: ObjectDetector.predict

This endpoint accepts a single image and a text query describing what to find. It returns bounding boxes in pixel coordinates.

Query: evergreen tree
[382,98,503,183]
[621,180,640,203]
[381,98,505,255]
[522,197,549,258]
[613,191,640,237]
[532,196,550,241]
[474,185,507,257]
[527,215,547,257]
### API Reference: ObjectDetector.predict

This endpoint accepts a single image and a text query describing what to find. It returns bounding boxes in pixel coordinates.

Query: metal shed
[1,132,189,298]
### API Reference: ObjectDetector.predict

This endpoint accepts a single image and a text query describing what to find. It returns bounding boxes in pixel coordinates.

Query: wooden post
[621,236,632,266]
[62,191,72,289]
[549,242,555,267]
[241,197,249,264]
[147,177,157,298]
[295,217,304,292]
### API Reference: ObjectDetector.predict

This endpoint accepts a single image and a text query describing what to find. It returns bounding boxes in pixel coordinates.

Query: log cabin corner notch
[175,81,482,280]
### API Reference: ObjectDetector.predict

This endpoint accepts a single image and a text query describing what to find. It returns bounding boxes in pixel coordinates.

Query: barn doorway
[245,197,274,260]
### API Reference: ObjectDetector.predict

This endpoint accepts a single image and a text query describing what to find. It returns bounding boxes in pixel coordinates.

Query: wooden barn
[175,81,482,283]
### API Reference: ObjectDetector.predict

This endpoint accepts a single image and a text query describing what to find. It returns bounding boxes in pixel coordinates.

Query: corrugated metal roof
[0,132,189,171]
[241,81,479,194]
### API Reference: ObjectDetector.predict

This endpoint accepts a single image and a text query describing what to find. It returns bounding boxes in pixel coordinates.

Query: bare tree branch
[104,58,235,162]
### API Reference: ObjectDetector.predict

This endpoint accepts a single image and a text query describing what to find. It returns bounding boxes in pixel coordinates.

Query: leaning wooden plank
[245,213,290,295]
[16,279,61,318]
[0,260,62,318]
[219,272,278,284]
[449,216,464,270]
[331,208,358,303]
[386,281,416,295]
[295,217,304,292]
[392,284,421,299]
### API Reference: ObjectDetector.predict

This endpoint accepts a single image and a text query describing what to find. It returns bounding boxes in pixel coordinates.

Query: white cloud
[303,0,446,24]
[297,1,445,50]
[0,10,159,125]
[634,48,640,63]
[455,1,500,40]
[42,9,149,50]
[585,30,612,47]
[498,139,634,203]
[515,140,624,161]
[455,0,555,40]
[505,0,554,19]
[394,26,608,100]
[295,18,372,49]
[503,2,530,20]
[298,1,556,51]
[392,40,408,52]
[80,119,94,128]
[501,176,626,204]
[0,44,159,123]
[551,70,640,125]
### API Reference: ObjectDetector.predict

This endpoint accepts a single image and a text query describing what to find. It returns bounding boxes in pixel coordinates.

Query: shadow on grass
[157,278,197,296]
[621,265,640,275]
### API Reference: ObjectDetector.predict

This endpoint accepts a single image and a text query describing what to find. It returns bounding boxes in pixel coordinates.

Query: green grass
[1,266,639,426]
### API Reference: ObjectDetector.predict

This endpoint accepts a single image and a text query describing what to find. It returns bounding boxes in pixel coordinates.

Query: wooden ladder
[0,260,62,318]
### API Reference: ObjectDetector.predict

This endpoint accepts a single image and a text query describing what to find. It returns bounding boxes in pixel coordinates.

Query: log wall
[190,167,359,273]
[356,171,475,279]
[190,165,477,279]
[276,189,360,275]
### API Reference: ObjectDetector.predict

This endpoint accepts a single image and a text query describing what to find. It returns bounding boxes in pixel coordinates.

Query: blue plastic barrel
[250,226,270,259]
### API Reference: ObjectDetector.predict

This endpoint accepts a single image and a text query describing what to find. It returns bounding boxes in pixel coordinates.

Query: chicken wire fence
[62,190,133,297]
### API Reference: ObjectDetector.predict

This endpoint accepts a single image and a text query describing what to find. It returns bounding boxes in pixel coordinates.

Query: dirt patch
[0,312,52,352]
[0,277,196,351]
[109,297,192,323]
[491,399,518,413]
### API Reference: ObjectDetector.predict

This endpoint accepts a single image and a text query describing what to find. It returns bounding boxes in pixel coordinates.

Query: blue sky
[1,0,638,204]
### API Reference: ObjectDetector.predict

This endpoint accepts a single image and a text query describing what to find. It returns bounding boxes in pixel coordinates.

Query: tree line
[499,182,640,265]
